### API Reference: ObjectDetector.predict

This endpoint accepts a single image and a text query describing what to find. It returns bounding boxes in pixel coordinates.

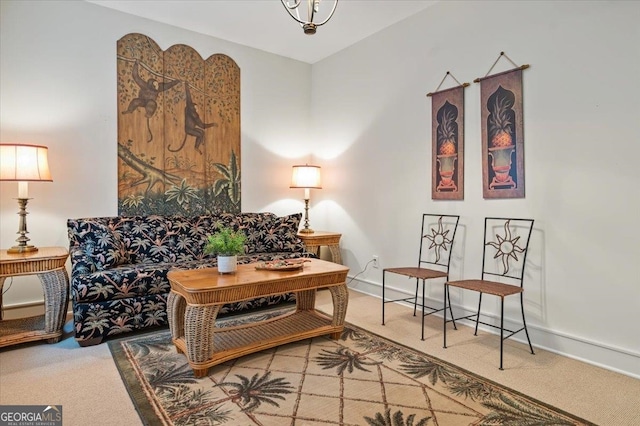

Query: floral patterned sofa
[67,212,310,346]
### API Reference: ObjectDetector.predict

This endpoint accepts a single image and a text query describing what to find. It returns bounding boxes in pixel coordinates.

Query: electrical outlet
[372,255,379,269]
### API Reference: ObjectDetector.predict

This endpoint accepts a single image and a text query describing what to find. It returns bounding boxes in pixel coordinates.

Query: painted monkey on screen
[168,84,217,154]
[122,60,181,142]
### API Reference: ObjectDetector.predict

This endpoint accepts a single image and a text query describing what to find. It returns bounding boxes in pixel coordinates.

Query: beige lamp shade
[290,164,322,189]
[0,144,53,182]
[0,143,53,253]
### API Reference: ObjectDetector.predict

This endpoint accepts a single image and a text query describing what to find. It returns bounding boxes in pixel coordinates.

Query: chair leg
[443,283,448,348]
[520,292,535,355]
[500,297,504,370]
[382,271,386,325]
[421,279,425,340]
[413,278,419,316]
[446,288,457,330]
[474,293,483,336]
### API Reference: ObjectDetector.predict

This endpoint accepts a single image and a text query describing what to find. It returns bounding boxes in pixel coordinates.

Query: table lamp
[0,143,53,253]
[290,164,322,234]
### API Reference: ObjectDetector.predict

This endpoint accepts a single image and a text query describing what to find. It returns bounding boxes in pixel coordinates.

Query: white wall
[311,0,640,377]
[0,1,311,306]
[1,0,639,378]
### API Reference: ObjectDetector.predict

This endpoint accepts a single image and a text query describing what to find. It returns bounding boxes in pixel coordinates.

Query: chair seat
[384,267,448,280]
[446,279,523,297]
[382,214,460,341]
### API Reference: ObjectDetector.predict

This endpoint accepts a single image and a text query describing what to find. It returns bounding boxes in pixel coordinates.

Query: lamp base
[299,197,315,234]
[7,245,38,254]
[9,198,38,255]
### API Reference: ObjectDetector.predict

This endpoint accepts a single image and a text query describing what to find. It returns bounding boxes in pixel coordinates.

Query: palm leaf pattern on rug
[346,328,416,363]
[315,346,381,374]
[399,355,458,386]
[446,374,500,402]
[480,393,577,426]
[159,385,230,425]
[401,354,498,402]
[145,356,199,390]
[364,408,431,426]
[128,338,199,390]
[339,326,364,342]
[215,371,294,412]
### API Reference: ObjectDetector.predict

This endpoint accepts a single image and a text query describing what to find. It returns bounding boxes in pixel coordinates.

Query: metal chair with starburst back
[382,214,460,340]
[443,217,535,370]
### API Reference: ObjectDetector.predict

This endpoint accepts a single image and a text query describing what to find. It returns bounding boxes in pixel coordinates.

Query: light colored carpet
[1,289,639,425]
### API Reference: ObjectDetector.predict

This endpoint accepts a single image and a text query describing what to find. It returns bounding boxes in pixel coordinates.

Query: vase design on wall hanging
[477,53,528,199]
[487,86,517,189]
[117,33,241,215]
[428,76,467,201]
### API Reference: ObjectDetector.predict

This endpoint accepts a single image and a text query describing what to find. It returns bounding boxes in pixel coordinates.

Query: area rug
[109,307,593,426]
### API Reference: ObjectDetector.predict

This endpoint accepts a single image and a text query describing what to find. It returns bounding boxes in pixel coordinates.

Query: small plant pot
[217,255,238,274]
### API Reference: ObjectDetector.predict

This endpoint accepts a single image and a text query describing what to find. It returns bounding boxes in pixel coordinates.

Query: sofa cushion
[72,293,169,340]
[126,215,179,264]
[257,213,305,253]
[214,212,277,254]
[71,262,174,304]
[186,215,224,259]
[71,220,129,271]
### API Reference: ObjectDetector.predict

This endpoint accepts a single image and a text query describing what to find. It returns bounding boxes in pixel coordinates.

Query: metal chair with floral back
[382,213,460,340]
[443,217,535,370]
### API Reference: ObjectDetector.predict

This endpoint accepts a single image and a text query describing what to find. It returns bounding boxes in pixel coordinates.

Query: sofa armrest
[68,245,98,275]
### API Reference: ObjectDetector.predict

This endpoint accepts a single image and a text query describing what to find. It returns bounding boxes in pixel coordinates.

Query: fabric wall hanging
[427,72,469,200]
[117,33,241,215]
[476,52,529,199]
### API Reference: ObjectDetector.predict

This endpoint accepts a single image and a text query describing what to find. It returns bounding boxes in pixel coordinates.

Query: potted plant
[204,226,246,274]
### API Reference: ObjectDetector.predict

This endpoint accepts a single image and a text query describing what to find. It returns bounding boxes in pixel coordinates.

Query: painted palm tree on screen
[212,150,240,212]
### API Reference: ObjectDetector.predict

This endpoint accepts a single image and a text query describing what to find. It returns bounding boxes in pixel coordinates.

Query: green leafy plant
[204,226,246,257]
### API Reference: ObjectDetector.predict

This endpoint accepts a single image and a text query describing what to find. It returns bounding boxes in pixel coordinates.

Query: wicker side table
[297,231,342,264]
[0,247,69,347]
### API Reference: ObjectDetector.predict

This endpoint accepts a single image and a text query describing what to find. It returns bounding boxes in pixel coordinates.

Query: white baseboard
[349,275,640,379]
[2,301,72,321]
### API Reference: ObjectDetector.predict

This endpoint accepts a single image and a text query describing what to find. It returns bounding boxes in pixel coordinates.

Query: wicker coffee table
[167,258,349,377]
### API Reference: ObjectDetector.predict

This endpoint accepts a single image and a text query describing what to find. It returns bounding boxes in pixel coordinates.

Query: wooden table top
[0,247,68,263]
[297,231,342,243]
[167,258,349,305]
[0,247,68,276]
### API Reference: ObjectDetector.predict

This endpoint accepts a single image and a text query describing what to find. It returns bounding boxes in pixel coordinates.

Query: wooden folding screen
[117,33,240,215]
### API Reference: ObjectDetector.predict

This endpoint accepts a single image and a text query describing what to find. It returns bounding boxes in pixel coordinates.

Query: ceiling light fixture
[281,0,338,35]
